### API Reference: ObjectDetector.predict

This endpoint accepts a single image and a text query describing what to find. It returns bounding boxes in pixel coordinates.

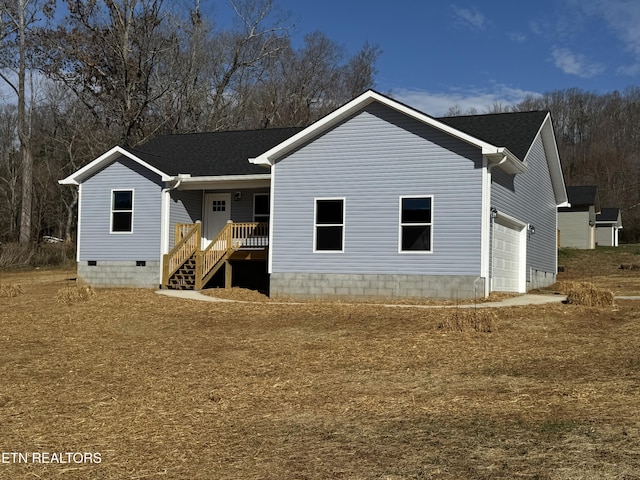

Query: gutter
[484,148,527,175]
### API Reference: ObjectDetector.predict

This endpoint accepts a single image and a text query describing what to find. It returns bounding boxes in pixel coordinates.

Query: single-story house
[558,185,601,249]
[595,207,623,246]
[60,90,568,300]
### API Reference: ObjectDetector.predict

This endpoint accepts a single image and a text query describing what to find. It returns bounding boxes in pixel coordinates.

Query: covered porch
[162,221,268,290]
[160,172,272,290]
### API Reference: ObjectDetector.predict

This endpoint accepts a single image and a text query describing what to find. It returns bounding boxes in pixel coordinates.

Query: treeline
[516,87,640,241]
[449,88,640,242]
[0,0,379,243]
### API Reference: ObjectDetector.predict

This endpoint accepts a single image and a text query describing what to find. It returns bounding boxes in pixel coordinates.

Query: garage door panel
[492,221,522,293]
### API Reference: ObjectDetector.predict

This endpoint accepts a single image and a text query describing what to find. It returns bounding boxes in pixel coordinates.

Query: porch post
[224,260,232,288]
[195,250,203,290]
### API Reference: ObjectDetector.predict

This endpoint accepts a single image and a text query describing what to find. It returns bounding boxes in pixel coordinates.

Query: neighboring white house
[595,208,623,247]
[60,90,568,299]
[558,185,601,249]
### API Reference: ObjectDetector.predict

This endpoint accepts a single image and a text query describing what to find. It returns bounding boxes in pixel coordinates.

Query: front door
[203,193,231,248]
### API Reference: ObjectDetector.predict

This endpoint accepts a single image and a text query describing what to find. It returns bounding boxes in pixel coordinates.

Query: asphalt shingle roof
[126,127,304,177]
[121,106,549,178]
[565,185,599,206]
[438,110,549,161]
[596,207,620,222]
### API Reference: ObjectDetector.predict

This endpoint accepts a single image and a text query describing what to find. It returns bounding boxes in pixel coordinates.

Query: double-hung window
[314,198,344,252]
[111,190,134,233]
[399,196,432,252]
[254,193,269,223]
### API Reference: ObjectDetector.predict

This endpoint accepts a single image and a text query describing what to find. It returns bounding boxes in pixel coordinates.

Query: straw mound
[438,307,497,333]
[559,281,614,306]
[56,285,97,304]
[0,283,23,298]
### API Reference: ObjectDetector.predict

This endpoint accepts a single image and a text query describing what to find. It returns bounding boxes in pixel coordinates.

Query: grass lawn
[0,247,639,479]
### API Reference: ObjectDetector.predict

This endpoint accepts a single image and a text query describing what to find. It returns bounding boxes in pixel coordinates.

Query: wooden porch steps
[166,256,197,289]
[162,222,268,291]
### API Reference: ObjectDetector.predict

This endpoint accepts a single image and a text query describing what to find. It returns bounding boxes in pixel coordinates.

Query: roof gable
[59,128,304,185]
[59,146,172,186]
[250,90,527,174]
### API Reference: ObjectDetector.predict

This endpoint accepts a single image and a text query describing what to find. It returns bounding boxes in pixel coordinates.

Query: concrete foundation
[527,269,557,291]
[270,272,486,300]
[77,260,161,288]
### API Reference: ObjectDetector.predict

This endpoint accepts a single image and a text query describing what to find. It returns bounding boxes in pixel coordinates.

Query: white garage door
[492,220,523,292]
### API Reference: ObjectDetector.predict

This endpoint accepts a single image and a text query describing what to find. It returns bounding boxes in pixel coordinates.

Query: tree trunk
[17,0,32,243]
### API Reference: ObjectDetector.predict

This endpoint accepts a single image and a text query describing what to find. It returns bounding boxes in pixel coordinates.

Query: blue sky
[254,0,640,115]
[5,1,639,117]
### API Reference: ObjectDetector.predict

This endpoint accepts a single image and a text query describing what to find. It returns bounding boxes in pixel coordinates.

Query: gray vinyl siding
[168,188,269,247]
[79,158,162,261]
[558,210,592,248]
[271,103,484,276]
[169,190,202,247]
[595,225,614,246]
[491,133,557,277]
[205,188,270,222]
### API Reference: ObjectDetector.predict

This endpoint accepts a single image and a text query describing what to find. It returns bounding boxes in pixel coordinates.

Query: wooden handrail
[175,223,196,244]
[200,223,233,287]
[164,221,268,289]
[198,222,268,288]
[162,223,201,285]
[230,222,269,248]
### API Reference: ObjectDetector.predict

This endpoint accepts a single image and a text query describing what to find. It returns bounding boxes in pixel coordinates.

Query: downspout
[159,178,182,286]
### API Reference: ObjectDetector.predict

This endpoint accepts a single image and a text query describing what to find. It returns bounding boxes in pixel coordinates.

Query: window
[315,198,344,252]
[254,193,269,223]
[400,196,432,252]
[111,190,133,233]
[211,200,226,212]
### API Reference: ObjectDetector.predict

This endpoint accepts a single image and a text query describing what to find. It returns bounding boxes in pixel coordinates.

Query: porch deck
[162,222,268,290]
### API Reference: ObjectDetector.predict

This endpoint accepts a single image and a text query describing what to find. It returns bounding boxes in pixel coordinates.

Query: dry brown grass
[557,244,640,295]
[0,283,23,298]
[55,285,97,304]
[0,260,639,479]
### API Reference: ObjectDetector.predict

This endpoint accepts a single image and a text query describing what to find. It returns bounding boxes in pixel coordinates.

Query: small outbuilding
[558,186,601,249]
[595,207,623,247]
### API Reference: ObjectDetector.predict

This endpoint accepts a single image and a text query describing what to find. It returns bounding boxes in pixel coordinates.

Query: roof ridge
[437,110,548,120]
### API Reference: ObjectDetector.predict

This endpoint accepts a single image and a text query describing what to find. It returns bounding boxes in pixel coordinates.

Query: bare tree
[0,104,19,241]
[42,0,182,146]
[202,0,291,130]
[242,32,379,128]
[0,0,54,242]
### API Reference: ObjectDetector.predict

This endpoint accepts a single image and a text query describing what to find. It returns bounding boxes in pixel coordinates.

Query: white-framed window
[254,193,269,223]
[399,195,432,253]
[111,189,134,233]
[314,198,345,252]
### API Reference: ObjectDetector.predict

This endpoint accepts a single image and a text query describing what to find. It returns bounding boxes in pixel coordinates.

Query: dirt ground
[1,247,639,479]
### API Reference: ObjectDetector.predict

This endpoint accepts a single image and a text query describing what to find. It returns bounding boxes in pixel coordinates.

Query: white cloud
[551,47,605,78]
[568,0,640,74]
[451,5,487,31]
[391,85,542,117]
[508,32,526,43]
[617,63,640,76]
[572,0,640,55]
